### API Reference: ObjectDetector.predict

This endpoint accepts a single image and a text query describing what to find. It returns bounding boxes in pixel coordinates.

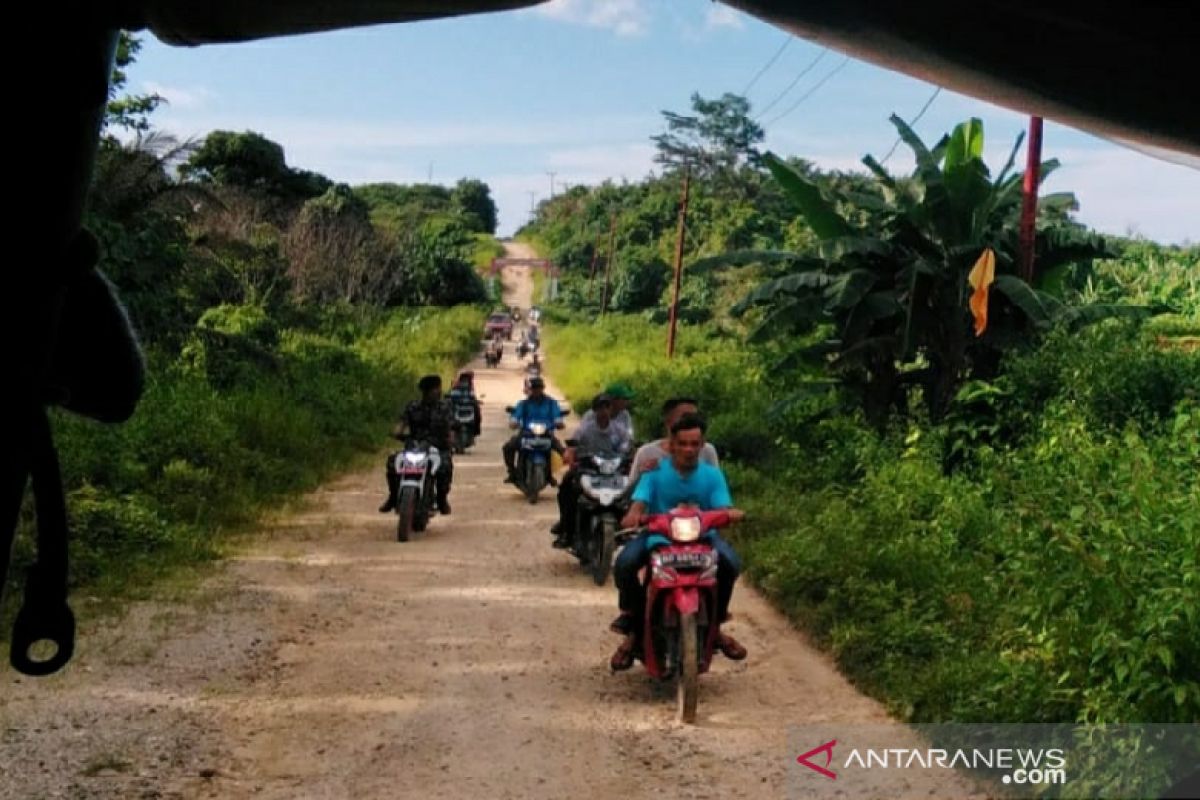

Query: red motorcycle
[616,508,734,722]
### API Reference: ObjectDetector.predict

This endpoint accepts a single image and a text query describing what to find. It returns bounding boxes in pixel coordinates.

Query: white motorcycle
[394,440,442,542]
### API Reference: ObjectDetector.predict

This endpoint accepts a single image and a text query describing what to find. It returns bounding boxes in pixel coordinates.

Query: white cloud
[1047,146,1200,244]
[153,111,648,152]
[545,143,657,179]
[488,143,658,234]
[142,81,215,111]
[534,0,650,37]
[705,5,744,30]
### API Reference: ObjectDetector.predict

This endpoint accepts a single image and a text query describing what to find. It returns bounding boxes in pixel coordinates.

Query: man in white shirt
[579,382,636,452]
[628,396,719,486]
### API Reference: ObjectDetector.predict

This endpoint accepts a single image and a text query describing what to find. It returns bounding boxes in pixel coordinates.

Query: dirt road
[0,248,982,799]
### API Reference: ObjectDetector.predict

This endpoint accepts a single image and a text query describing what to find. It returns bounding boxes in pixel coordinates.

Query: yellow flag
[968,248,996,336]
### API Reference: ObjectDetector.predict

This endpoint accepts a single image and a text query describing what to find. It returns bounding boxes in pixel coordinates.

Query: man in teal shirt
[610,413,746,670]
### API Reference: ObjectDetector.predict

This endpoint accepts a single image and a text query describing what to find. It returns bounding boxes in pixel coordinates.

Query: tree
[714,117,1157,427]
[451,178,498,234]
[180,131,331,202]
[652,93,764,185]
[391,218,487,306]
[284,184,394,305]
[104,32,163,134]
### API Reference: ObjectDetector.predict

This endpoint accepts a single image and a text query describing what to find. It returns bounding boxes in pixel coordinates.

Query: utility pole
[599,212,618,315]
[546,171,557,199]
[587,232,602,300]
[428,162,433,183]
[528,191,537,220]
[1019,116,1044,283]
[667,168,691,359]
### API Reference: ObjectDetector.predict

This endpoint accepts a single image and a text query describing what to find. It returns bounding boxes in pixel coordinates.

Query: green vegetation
[534,92,1199,728]
[2,36,492,632]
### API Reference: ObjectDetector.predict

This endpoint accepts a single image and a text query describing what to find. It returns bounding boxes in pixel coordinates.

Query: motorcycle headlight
[403,452,427,465]
[669,516,702,543]
[594,457,622,475]
[530,422,548,436]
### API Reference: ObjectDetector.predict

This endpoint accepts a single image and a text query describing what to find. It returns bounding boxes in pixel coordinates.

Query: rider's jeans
[613,530,742,626]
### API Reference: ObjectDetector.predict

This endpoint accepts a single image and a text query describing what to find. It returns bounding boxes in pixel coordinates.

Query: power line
[741,33,792,97]
[879,85,943,165]
[762,56,851,128]
[753,48,828,120]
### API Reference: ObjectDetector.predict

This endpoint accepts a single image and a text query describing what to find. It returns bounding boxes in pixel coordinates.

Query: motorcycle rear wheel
[677,612,700,723]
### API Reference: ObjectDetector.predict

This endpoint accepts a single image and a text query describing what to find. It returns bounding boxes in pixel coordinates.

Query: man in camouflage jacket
[379,374,455,515]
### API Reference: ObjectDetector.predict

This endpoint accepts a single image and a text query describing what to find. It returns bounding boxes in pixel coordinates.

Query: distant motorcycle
[452,404,477,453]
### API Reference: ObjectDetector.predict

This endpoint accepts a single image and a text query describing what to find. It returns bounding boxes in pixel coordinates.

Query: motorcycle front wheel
[526,462,546,504]
[677,612,700,723]
[396,488,418,542]
[590,515,616,586]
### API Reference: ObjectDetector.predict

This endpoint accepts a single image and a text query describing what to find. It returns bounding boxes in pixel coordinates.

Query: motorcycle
[506,406,561,504]
[484,342,502,367]
[451,403,477,453]
[615,508,734,723]
[570,450,631,585]
[393,439,443,542]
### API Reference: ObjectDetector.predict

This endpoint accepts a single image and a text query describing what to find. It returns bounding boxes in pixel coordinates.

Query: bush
[3,305,485,633]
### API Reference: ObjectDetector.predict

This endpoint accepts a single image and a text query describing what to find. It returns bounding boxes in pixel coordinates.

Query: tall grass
[544,309,1200,727]
[3,305,484,628]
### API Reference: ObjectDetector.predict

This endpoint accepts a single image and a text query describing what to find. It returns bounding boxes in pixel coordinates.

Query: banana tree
[704,116,1162,426]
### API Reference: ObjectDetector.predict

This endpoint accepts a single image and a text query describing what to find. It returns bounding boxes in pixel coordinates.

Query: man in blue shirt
[610,413,747,671]
[502,376,565,484]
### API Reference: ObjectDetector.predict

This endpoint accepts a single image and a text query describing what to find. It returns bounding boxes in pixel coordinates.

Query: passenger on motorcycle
[629,396,719,484]
[610,412,746,670]
[551,393,631,548]
[447,371,482,437]
[503,376,565,484]
[380,374,456,516]
[579,382,635,450]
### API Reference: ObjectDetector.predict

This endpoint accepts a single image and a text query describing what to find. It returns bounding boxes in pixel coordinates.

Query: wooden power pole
[667,169,691,359]
[599,212,618,315]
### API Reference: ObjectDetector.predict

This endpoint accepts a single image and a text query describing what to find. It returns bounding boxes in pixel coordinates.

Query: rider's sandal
[716,632,748,661]
[609,636,637,672]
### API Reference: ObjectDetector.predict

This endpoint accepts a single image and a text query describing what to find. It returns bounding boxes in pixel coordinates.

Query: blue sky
[131,0,1199,243]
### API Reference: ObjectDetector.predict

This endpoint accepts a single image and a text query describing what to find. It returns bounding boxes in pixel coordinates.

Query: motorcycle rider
[610,412,746,671]
[447,370,482,437]
[551,393,630,549]
[503,376,565,484]
[486,335,504,364]
[380,374,456,516]
[629,396,719,484]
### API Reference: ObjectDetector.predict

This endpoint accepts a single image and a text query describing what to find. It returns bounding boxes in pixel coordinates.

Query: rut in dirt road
[0,251,985,800]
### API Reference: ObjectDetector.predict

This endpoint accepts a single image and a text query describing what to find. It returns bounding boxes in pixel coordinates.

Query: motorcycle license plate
[587,476,625,490]
[523,437,551,448]
[655,550,713,570]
